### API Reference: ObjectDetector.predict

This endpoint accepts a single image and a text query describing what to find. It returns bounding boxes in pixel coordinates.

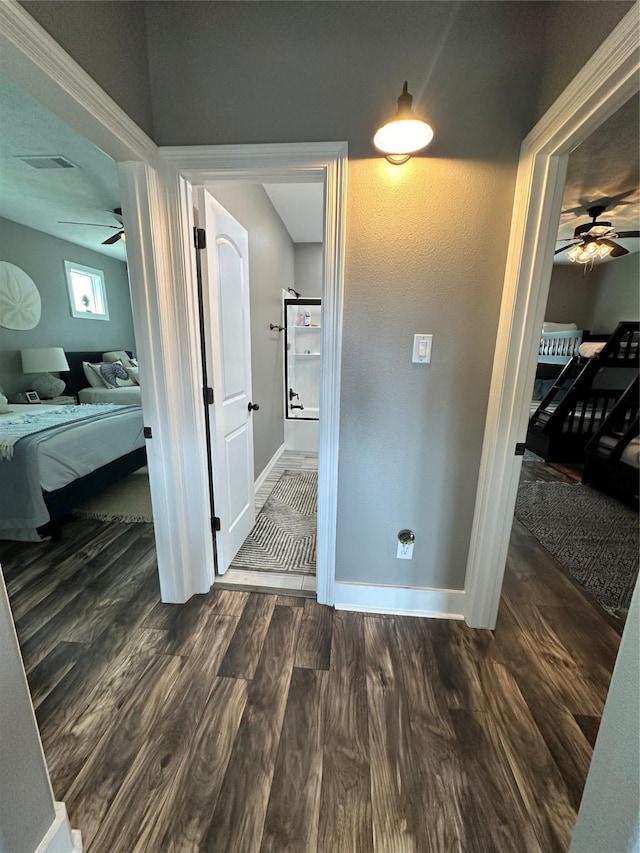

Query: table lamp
[21,347,70,399]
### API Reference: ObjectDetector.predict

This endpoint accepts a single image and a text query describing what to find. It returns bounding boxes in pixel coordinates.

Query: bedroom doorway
[463,8,639,630]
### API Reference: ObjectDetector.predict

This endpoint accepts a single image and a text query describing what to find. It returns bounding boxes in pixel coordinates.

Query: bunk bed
[582,376,639,510]
[527,321,639,462]
[533,324,584,401]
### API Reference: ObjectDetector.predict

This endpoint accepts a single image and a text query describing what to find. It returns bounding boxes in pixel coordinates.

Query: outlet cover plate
[396,541,414,560]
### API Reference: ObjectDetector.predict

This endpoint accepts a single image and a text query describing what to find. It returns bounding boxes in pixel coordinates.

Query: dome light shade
[374,81,433,164]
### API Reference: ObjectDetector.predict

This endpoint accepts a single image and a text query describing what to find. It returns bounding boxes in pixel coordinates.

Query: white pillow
[127,366,140,385]
[89,360,137,389]
[542,322,578,332]
[102,350,135,369]
[0,392,10,414]
[83,361,109,388]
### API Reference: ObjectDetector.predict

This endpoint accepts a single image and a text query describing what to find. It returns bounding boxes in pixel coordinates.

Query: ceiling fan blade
[600,238,629,258]
[614,231,640,239]
[102,231,124,246]
[555,242,579,255]
[59,221,122,229]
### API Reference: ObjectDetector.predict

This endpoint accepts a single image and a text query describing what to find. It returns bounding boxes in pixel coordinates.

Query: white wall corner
[254,443,286,493]
[35,803,82,853]
[334,581,465,619]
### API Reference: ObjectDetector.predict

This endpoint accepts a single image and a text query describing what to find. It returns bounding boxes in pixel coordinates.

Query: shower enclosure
[284,297,321,450]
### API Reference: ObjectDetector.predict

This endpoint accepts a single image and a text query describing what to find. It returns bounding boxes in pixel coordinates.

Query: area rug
[232,469,317,574]
[515,481,639,613]
[73,467,153,523]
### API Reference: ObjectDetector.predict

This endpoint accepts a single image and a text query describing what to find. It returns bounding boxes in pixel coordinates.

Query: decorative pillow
[89,360,136,389]
[127,366,140,385]
[102,350,135,370]
[83,361,109,388]
[0,392,10,414]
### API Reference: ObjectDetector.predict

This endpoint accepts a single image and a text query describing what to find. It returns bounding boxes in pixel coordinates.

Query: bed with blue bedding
[0,403,146,541]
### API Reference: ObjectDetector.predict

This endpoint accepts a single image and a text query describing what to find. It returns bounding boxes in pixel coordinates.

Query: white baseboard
[35,802,82,852]
[254,443,285,493]
[334,581,465,619]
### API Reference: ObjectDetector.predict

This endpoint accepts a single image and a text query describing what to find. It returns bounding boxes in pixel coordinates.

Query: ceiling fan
[59,208,125,245]
[555,204,639,265]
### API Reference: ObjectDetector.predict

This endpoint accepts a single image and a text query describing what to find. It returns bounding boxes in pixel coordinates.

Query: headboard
[64,351,134,398]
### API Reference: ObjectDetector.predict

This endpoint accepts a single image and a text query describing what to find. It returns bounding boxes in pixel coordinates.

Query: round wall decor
[0,261,42,330]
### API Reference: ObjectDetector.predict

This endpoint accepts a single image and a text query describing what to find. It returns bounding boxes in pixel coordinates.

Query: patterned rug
[232,469,317,574]
[515,481,639,613]
[73,467,153,523]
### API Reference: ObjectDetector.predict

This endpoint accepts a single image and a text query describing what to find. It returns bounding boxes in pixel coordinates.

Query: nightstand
[45,396,77,405]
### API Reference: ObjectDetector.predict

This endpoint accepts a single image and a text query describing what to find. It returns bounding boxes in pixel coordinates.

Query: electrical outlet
[396,541,414,560]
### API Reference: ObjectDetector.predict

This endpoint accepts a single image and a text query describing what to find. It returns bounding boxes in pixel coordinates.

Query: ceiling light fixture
[373,81,433,165]
[566,240,612,265]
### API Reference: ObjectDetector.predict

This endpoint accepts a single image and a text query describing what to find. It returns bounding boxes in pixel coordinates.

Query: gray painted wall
[569,586,640,853]
[0,571,55,852]
[590,252,640,332]
[206,183,294,479]
[141,1,628,588]
[19,0,155,138]
[0,217,135,398]
[545,253,640,335]
[545,265,600,331]
[294,244,323,299]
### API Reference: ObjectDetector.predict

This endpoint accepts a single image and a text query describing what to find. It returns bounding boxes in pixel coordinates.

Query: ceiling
[555,93,639,264]
[263,183,324,243]
[0,75,125,261]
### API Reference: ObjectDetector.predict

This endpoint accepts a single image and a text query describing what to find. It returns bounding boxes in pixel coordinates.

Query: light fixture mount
[373,81,434,164]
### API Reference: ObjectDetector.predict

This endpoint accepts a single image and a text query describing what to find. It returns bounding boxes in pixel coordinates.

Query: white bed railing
[538,329,583,364]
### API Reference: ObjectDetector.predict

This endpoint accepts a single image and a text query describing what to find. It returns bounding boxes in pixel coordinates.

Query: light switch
[412,334,432,364]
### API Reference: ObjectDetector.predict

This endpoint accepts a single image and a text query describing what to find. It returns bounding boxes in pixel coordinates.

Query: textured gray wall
[569,586,640,853]
[0,217,135,398]
[19,0,155,138]
[0,571,55,852]
[142,1,623,588]
[294,244,323,299]
[545,265,601,331]
[206,183,294,479]
[532,1,635,125]
[590,252,640,332]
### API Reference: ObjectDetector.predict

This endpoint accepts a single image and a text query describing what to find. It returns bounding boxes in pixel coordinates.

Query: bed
[65,350,142,406]
[0,402,146,541]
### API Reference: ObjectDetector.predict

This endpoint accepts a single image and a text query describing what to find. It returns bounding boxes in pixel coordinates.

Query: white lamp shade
[21,347,70,374]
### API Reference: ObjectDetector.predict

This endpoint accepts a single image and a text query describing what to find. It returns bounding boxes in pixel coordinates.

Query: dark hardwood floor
[0,488,622,852]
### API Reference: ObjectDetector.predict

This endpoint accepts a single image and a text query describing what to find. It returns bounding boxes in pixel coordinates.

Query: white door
[196,188,256,573]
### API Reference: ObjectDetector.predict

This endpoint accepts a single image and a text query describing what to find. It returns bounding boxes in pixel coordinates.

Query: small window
[64,261,109,321]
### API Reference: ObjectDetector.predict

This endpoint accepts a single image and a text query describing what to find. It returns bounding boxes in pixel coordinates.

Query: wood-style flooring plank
[274,594,306,607]
[135,676,249,853]
[25,640,88,710]
[209,587,249,616]
[449,708,544,853]
[428,617,497,711]
[63,653,184,848]
[317,610,373,853]
[142,593,217,657]
[476,661,577,852]
[364,615,425,853]
[294,598,332,670]
[260,667,328,853]
[202,604,302,853]
[89,613,238,853]
[573,714,601,749]
[218,593,276,679]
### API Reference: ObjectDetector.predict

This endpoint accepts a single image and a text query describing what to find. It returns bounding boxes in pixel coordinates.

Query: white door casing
[196,189,256,573]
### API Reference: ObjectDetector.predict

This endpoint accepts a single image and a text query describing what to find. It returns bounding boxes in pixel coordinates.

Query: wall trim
[255,443,286,494]
[35,802,82,853]
[159,141,348,607]
[464,5,640,630]
[0,0,157,165]
[334,581,465,620]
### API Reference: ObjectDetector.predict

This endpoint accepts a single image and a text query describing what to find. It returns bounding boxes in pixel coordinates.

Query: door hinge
[143,426,153,439]
[194,227,206,250]
[515,442,526,456]
[204,386,214,405]
[212,516,221,532]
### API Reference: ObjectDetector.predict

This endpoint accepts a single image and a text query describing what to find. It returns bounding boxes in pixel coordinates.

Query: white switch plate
[412,334,432,364]
[396,541,414,560]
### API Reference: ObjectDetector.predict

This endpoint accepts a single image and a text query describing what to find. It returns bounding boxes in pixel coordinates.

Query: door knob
[248,402,260,412]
